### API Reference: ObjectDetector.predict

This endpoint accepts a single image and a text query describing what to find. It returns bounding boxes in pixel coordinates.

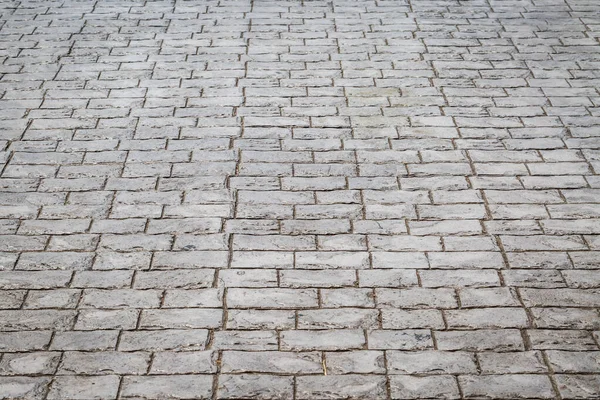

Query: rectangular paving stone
[121,375,213,399]
[325,350,385,375]
[150,351,217,374]
[221,351,322,374]
[57,351,150,375]
[119,329,208,352]
[296,376,387,399]
[390,376,460,400]
[227,288,318,309]
[459,375,555,399]
[387,350,477,374]
[47,376,119,400]
[217,375,293,400]
[281,329,365,351]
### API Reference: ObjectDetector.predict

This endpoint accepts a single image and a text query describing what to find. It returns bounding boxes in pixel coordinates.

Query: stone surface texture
[0,0,599,398]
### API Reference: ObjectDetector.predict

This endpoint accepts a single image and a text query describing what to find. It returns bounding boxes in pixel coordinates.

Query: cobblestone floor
[0,0,599,398]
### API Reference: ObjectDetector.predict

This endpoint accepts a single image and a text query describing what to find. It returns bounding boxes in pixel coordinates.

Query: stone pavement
[0,0,599,398]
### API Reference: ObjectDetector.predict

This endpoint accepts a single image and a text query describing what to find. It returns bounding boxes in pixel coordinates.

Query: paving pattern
[1,0,600,398]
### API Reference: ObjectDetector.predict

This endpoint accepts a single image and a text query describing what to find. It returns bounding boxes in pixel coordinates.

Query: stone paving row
[0,0,599,398]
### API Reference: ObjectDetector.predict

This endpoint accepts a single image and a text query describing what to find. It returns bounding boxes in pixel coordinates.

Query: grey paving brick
[150,351,217,374]
[435,329,525,352]
[57,351,150,375]
[296,375,387,399]
[281,329,365,351]
[217,374,294,400]
[47,376,119,400]
[459,374,555,399]
[0,310,76,331]
[368,330,433,350]
[555,374,600,399]
[227,309,296,329]
[0,377,51,400]
[227,288,318,309]
[119,329,208,352]
[139,308,222,329]
[546,351,600,373]
[388,350,477,375]
[50,331,119,351]
[527,329,598,351]
[0,331,53,352]
[121,375,213,399]
[326,350,385,375]
[0,352,61,375]
[297,308,378,329]
[221,351,322,374]
[389,376,460,399]
[75,309,139,331]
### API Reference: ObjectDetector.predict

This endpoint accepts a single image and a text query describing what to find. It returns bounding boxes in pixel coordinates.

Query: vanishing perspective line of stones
[0,0,599,399]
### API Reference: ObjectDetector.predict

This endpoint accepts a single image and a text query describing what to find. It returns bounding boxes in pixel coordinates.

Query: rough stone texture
[0,0,599,398]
